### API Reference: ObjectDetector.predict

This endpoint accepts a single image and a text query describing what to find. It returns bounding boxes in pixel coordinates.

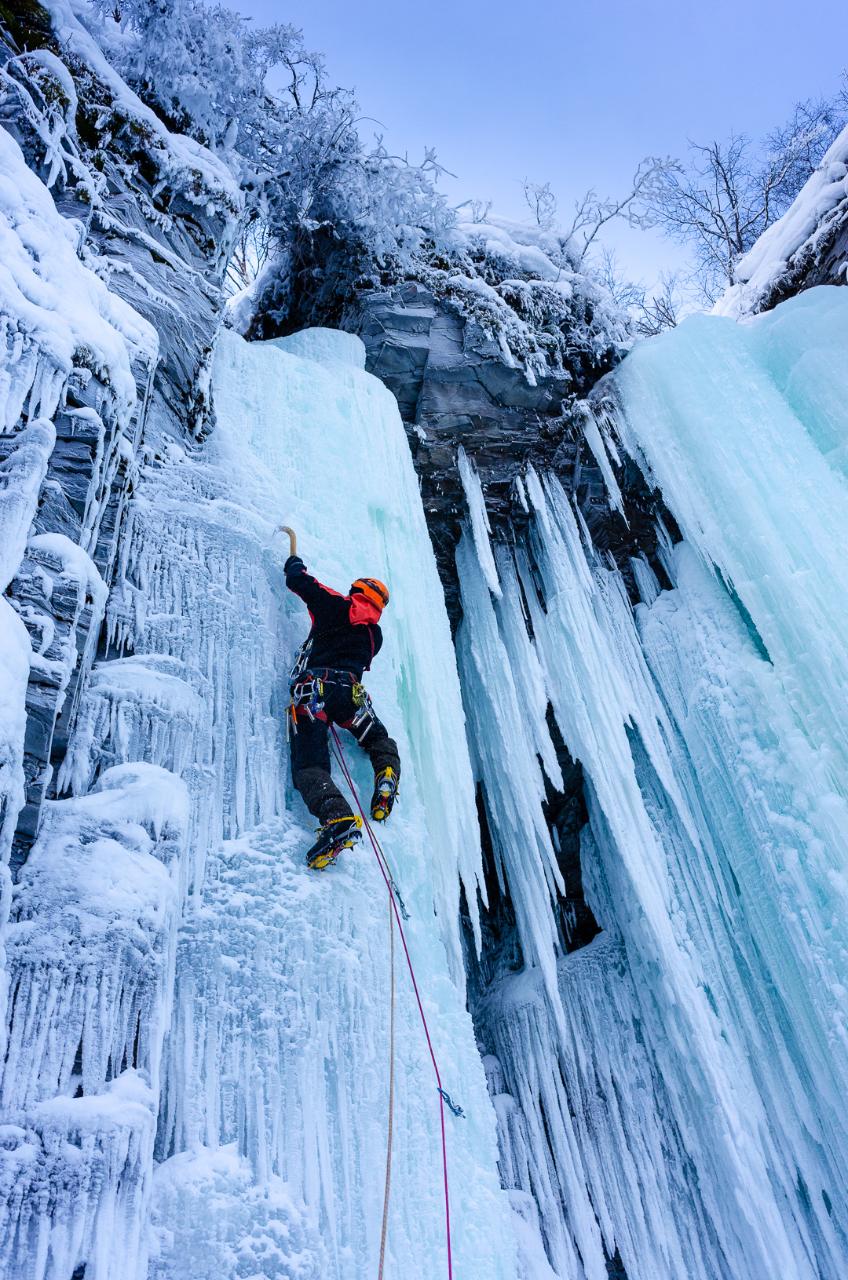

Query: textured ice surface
[15,325,516,1278]
[0,761,186,1280]
[0,1069,157,1280]
[3,763,187,1111]
[149,1144,328,1279]
[456,286,848,1279]
[458,446,504,598]
[145,327,515,1278]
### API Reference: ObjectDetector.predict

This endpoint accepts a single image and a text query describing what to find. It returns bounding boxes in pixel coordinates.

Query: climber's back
[284,555,387,680]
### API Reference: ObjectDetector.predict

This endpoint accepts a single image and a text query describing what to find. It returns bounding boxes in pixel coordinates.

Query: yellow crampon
[371,767,398,822]
[306,814,363,870]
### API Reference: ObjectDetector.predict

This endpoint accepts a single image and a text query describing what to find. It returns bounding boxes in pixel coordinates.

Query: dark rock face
[348,281,668,629]
[757,195,848,312]
[543,707,602,954]
[349,282,588,620]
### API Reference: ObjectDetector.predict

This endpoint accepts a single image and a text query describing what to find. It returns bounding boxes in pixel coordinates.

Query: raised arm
[284,554,347,622]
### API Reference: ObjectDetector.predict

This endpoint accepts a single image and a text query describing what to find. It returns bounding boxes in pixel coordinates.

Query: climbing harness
[351,680,378,741]
[288,669,379,744]
[290,674,325,720]
[329,725,463,1279]
[287,674,324,739]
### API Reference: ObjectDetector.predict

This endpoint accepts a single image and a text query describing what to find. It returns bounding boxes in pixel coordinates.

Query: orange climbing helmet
[350,577,390,610]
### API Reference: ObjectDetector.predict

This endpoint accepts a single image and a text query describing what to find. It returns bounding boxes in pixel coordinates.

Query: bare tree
[468,198,492,224]
[522,179,557,229]
[565,156,674,262]
[225,216,277,293]
[453,197,493,224]
[520,160,675,284]
[596,249,682,337]
[645,89,847,303]
[634,273,682,336]
[763,90,848,213]
[596,246,646,311]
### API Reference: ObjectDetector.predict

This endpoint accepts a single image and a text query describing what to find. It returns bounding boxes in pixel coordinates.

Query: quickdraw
[348,680,375,740]
[289,636,313,683]
[288,674,325,736]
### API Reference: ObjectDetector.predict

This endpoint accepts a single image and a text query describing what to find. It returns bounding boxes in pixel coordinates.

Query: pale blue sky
[234,0,846,284]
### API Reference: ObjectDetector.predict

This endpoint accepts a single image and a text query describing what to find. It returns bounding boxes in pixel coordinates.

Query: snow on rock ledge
[42,0,242,222]
[716,123,848,317]
[0,127,157,426]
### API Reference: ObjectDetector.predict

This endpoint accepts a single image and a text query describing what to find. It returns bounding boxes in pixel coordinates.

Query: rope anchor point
[390,878,410,920]
[438,1088,466,1119]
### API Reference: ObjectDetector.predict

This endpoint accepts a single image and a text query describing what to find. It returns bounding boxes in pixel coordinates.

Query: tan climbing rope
[378,893,396,1279]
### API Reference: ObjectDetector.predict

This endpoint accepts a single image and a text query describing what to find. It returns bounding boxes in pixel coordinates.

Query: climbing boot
[370,767,398,823]
[305,814,362,870]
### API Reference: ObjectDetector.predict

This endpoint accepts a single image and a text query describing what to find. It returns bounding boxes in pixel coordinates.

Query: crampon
[305,814,363,870]
[370,767,398,822]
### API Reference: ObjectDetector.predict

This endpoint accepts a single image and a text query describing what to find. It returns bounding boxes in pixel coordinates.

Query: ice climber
[279,527,401,870]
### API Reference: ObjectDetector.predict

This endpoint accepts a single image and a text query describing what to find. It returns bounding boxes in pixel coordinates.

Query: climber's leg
[291,709,351,824]
[339,690,401,822]
[355,712,401,780]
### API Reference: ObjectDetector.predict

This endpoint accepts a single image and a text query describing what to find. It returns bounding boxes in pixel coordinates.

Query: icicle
[457,446,503,599]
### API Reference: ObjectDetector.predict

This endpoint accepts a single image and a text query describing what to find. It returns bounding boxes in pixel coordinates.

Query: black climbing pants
[290,673,401,825]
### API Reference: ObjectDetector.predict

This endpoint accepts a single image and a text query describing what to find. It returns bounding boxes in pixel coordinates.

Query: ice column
[455,286,848,1280]
[132,328,519,1280]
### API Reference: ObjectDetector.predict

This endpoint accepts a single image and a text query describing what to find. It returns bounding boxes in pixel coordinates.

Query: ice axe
[270,524,297,556]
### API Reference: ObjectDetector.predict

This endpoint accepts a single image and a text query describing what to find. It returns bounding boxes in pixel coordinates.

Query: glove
[284,554,305,574]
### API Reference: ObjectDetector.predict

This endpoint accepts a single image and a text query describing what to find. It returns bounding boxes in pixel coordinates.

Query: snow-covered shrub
[90,0,300,152]
[80,0,623,366]
[83,0,455,321]
[404,217,628,384]
[1,0,243,249]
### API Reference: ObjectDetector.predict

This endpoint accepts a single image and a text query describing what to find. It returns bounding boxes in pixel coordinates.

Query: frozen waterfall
[457,285,848,1280]
[1,327,520,1279]
[4,194,848,1279]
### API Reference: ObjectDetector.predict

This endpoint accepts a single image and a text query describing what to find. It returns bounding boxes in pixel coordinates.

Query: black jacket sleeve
[284,556,347,624]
